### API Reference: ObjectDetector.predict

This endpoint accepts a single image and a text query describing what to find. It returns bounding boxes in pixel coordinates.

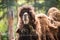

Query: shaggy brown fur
[16,5,41,40]
[48,16,58,40]
[47,7,59,16]
[47,7,60,40]
[36,14,55,40]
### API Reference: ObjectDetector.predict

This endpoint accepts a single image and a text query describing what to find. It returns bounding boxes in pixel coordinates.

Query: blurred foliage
[1,33,8,40]
[0,0,60,40]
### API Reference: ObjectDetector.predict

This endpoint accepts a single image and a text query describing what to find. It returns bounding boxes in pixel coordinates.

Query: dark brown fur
[16,5,41,40]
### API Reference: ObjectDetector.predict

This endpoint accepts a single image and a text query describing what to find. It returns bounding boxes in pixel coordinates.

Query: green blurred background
[0,0,60,40]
